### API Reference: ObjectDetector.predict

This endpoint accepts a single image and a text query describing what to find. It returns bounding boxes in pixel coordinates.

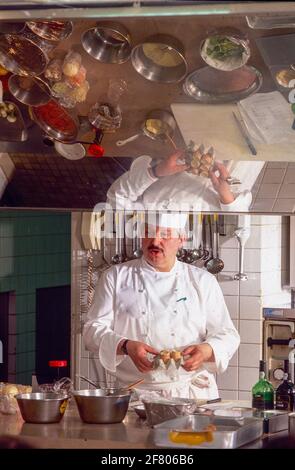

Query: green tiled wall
[0,211,71,384]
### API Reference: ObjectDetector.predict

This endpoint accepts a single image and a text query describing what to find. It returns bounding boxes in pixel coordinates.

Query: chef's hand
[182,343,214,372]
[151,150,189,178]
[209,161,235,205]
[126,340,159,373]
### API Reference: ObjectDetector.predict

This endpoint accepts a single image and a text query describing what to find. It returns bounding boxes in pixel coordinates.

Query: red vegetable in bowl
[34,100,77,135]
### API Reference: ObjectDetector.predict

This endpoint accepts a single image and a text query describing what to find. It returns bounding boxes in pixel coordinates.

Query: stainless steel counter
[0,400,289,449]
[0,401,154,449]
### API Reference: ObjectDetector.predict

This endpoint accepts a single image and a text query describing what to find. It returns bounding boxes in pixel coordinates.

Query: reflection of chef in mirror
[83,213,240,399]
[107,150,264,212]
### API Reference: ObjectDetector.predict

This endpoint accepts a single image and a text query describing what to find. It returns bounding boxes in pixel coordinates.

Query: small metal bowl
[74,389,131,424]
[131,34,187,84]
[81,22,132,64]
[15,392,69,424]
[8,75,51,107]
[200,33,250,72]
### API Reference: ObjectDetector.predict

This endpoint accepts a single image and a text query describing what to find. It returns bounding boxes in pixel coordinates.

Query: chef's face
[142,225,184,271]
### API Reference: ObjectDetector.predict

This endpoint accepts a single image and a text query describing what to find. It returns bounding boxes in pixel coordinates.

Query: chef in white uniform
[84,212,240,399]
[107,151,264,212]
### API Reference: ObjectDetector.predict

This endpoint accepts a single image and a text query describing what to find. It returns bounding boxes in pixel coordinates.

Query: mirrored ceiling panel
[0,11,294,213]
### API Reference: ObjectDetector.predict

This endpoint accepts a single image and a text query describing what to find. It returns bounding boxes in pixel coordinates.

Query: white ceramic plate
[54,141,86,160]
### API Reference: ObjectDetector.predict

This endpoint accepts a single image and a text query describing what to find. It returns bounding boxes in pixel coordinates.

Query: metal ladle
[116,110,176,147]
[189,214,203,262]
[201,215,209,260]
[204,215,214,269]
[132,213,143,259]
[206,214,225,275]
[112,212,124,264]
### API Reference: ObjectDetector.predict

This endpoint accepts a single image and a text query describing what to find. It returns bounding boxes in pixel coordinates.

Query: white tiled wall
[217,215,290,399]
[251,162,295,212]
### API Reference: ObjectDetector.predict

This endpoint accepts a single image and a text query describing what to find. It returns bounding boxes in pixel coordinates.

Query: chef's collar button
[171,333,175,336]
[142,311,146,315]
[173,310,177,314]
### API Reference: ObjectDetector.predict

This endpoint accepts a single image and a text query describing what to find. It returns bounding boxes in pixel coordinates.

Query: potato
[2,384,19,396]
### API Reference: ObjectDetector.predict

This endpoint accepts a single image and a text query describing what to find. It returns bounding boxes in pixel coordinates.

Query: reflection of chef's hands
[182,343,214,372]
[126,340,159,373]
[209,161,235,205]
[151,150,189,178]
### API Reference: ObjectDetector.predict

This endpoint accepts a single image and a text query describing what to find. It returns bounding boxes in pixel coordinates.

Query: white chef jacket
[107,155,264,212]
[83,258,240,399]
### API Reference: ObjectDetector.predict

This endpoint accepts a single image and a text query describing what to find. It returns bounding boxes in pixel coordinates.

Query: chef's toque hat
[157,212,188,230]
[143,211,188,237]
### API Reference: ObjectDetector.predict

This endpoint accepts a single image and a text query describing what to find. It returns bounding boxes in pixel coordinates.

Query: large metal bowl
[131,34,187,83]
[8,75,51,107]
[74,389,131,424]
[15,392,69,424]
[81,22,132,64]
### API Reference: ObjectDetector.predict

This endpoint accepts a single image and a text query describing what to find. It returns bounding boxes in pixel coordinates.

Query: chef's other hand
[182,343,214,372]
[152,150,189,178]
[209,161,235,205]
[126,340,159,373]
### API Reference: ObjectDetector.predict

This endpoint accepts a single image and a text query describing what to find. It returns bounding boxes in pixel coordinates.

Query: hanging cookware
[131,34,187,83]
[116,109,176,147]
[206,214,224,274]
[81,22,132,64]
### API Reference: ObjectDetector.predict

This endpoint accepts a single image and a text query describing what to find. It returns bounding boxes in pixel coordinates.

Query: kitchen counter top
[0,401,154,449]
[0,400,291,449]
[0,14,282,161]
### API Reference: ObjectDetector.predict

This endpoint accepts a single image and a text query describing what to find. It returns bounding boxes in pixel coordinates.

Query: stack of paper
[238,91,295,144]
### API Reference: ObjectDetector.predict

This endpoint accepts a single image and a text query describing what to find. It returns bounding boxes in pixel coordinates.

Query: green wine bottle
[252,360,274,410]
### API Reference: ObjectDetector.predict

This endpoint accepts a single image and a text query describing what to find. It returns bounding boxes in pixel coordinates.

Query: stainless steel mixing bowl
[81,22,132,64]
[131,34,187,83]
[8,75,51,107]
[74,389,131,424]
[15,392,69,424]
